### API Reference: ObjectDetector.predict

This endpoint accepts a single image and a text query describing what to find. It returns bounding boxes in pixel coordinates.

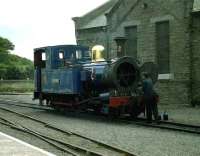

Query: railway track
[0,98,200,135]
[0,104,136,156]
[123,118,200,135]
[0,98,52,111]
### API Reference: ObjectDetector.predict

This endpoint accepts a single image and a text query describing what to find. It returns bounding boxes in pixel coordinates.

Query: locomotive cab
[33,45,90,102]
[33,48,46,99]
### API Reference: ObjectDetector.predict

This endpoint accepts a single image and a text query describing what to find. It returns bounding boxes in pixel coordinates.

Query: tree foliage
[0,36,14,54]
[0,36,34,80]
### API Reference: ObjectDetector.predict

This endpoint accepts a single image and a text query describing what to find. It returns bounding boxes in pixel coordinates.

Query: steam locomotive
[33,43,157,117]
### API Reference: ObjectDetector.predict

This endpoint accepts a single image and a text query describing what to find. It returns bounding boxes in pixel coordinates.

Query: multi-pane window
[117,45,123,57]
[125,26,137,58]
[156,21,170,74]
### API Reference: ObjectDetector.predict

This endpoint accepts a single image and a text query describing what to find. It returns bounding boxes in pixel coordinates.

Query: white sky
[0,0,108,60]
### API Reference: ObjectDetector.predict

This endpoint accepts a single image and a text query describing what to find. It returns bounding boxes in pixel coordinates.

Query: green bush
[0,80,34,93]
[0,36,34,80]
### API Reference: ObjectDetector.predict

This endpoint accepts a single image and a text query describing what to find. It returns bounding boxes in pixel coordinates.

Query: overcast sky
[0,0,108,60]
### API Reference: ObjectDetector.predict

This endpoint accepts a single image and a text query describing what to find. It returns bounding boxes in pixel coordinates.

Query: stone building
[73,0,200,105]
[72,0,118,55]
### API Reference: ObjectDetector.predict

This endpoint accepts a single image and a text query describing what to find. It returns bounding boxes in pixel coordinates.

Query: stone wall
[155,80,190,105]
[76,27,107,51]
[107,0,194,105]
[73,0,199,105]
[191,14,200,104]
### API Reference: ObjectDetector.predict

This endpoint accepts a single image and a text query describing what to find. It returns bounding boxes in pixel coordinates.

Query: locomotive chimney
[114,37,127,57]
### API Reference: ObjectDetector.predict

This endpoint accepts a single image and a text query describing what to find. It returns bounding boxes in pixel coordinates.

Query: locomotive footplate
[109,96,130,108]
[109,96,145,118]
[109,96,130,117]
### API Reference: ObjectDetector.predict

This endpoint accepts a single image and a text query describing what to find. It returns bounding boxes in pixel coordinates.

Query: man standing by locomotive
[142,73,159,123]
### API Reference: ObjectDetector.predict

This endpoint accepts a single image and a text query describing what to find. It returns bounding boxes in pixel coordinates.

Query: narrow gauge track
[0,98,200,135]
[123,118,200,135]
[0,98,51,111]
[0,105,136,156]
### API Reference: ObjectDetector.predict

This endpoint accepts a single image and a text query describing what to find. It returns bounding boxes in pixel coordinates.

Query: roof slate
[80,13,107,29]
[78,0,119,29]
[77,0,200,29]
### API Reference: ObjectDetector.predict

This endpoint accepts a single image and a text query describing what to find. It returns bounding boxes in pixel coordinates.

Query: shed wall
[191,14,200,104]
[74,0,199,105]
[106,0,194,105]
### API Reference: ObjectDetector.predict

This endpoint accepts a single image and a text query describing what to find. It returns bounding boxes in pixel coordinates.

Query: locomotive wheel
[109,107,120,118]
[94,105,102,115]
[128,97,143,118]
[53,106,61,112]
[130,106,141,118]
[39,94,43,106]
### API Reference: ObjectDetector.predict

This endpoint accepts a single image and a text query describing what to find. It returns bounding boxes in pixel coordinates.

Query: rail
[0,103,136,156]
[1,98,200,135]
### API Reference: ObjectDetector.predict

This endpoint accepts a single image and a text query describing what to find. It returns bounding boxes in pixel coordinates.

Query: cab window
[34,48,46,68]
[42,52,46,61]
[76,50,82,59]
[59,50,64,59]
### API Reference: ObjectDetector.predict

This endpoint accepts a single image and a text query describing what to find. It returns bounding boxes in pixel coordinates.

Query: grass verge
[0,80,34,93]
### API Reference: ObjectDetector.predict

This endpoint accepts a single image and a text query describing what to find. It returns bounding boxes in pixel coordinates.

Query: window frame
[155,20,170,74]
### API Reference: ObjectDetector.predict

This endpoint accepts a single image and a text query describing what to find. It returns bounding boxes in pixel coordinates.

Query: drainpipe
[105,13,110,60]
[187,2,194,106]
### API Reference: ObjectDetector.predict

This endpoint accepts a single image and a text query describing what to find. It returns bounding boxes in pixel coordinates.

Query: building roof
[193,0,200,12]
[74,0,119,29]
[75,0,200,30]
[80,8,109,29]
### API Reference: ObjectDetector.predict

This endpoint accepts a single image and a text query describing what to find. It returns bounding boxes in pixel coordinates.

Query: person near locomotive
[142,73,159,123]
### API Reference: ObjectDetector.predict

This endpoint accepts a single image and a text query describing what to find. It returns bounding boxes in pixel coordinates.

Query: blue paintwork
[34,67,41,92]
[36,45,110,95]
[46,45,90,69]
[39,45,89,94]
[41,68,82,94]
[83,62,108,89]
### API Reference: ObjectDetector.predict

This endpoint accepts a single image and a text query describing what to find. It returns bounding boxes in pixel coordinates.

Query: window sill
[158,73,174,80]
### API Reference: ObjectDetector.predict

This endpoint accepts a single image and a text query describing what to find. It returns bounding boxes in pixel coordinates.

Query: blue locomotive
[33,44,156,117]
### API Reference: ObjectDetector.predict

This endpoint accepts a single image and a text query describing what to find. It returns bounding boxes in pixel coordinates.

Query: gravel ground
[158,104,200,125]
[0,95,200,156]
[0,94,38,104]
[30,111,200,156]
